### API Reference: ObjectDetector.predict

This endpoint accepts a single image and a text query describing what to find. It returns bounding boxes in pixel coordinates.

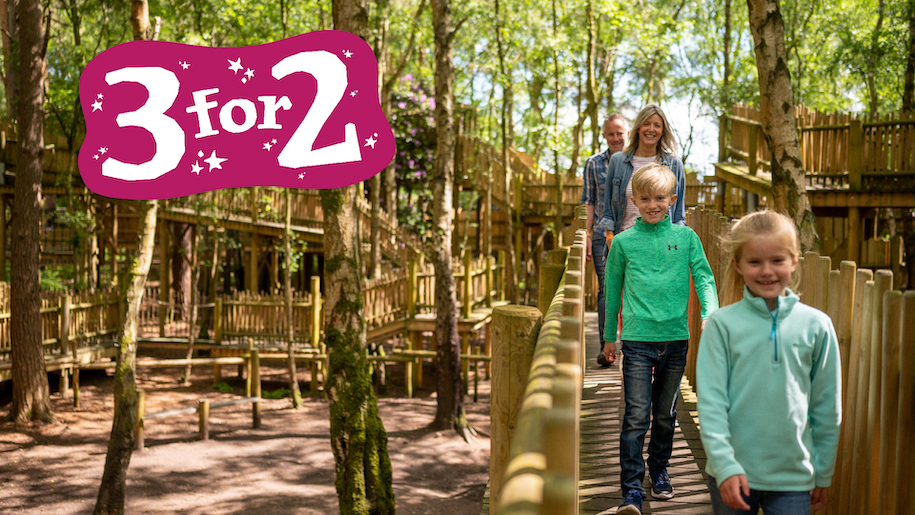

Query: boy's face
[631,189,676,224]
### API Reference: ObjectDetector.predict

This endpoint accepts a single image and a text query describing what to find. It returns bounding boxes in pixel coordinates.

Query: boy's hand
[810,487,828,511]
[603,341,617,364]
[719,475,751,510]
[586,233,592,261]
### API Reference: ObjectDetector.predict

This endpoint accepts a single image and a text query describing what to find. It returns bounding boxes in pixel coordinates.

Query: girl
[696,210,842,514]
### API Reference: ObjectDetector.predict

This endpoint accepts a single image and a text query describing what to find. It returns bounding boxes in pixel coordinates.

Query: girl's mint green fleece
[602,215,718,343]
[696,287,842,491]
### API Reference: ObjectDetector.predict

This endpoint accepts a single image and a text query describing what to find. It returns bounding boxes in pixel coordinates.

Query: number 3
[102,67,184,181]
[272,51,362,168]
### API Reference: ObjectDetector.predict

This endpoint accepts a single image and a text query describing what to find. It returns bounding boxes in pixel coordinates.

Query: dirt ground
[0,349,491,514]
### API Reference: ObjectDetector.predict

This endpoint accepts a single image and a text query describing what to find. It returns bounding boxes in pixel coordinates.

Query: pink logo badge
[79,31,394,200]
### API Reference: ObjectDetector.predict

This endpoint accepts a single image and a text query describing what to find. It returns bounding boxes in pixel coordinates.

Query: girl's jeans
[619,339,687,494]
[708,477,811,515]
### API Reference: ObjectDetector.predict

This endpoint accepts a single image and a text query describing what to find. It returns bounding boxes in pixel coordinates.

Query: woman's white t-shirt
[621,155,658,231]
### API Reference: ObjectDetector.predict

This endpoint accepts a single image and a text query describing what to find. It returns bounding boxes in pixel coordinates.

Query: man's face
[603,119,628,154]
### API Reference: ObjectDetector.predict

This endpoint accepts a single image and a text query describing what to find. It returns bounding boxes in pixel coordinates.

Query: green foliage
[263,387,290,399]
[40,266,73,291]
[212,381,234,393]
[389,74,436,238]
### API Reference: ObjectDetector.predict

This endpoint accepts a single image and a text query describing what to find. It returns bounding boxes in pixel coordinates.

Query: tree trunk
[903,0,915,112]
[429,0,473,439]
[1,0,20,119]
[746,0,818,250]
[8,0,50,424]
[586,0,599,155]
[324,2,395,513]
[171,222,192,321]
[94,199,158,514]
[723,0,732,110]
[94,3,160,511]
[285,189,303,408]
[495,0,517,304]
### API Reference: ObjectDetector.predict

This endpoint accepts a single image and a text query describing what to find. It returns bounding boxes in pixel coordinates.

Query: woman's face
[637,113,665,151]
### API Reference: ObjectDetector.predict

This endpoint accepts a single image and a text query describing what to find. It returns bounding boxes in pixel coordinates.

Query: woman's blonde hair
[719,210,800,306]
[624,104,678,159]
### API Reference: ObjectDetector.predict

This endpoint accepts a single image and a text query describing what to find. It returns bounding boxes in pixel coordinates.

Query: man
[580,113,628,367]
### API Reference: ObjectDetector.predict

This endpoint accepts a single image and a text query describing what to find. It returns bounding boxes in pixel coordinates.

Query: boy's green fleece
[602,215,718,344]
[696,287,842,490]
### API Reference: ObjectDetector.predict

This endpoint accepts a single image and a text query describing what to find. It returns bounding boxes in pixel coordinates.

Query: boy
[603,164,718,515]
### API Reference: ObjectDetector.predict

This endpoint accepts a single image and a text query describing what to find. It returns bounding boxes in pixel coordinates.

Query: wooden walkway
[577,312,712,514]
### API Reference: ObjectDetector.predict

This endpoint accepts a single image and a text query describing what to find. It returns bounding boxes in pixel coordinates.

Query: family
[580,105,842,515]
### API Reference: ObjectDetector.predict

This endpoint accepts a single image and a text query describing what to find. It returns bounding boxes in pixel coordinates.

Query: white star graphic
[180,61,190,70]
[271,139,277,144]
[197,150,205,158]
[364,133,378,149]
[91,99,103,112]
[227,57,243,74]
[98,146,108,154]
[93,154,99,160]
[203,150,227,172]
[343,50,353,58]
[191,161,203,175]
[350,90,358,97]
[244,68,255,80]
[97,93,104,100]
[298,173,305,179]
[263,141,273,151]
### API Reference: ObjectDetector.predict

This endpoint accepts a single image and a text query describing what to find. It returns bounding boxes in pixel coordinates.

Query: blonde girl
[696,210,842,515]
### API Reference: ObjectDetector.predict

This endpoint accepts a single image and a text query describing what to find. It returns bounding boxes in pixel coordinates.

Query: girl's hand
[810,487,828,511]
[720,475,751,510]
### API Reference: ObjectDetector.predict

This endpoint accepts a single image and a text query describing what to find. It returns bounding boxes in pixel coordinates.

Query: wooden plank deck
[578,312,712,514]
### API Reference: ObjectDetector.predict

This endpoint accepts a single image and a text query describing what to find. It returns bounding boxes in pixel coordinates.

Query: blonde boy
[603,164,719,515]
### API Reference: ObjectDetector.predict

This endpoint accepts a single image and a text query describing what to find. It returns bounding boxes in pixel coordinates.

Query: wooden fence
[490,212,587,515]
[686,206,915,515]
[722,104,915,190]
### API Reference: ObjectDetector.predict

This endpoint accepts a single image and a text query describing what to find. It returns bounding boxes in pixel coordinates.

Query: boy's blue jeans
[708,477,811,515]
[591,235,608,346]
[619,339,688,494]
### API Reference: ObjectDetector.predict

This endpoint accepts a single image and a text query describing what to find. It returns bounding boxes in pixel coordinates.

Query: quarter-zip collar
[741,286,799,362]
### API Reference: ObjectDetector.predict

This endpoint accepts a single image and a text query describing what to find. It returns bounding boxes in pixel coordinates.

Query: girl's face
[637,114,664,151]
[733,234,798,310]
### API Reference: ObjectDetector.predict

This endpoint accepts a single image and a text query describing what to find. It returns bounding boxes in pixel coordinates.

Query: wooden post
[463,250,472,319]
[486,255,494,308]
[538,264,564,316]
[251,349,262,428]
[545,248,568,266]
[878,290,903,513]
[406,259,419,395]
[841,269,872,513]
[159,221,170,337]
[848,119,863,191]
[245,338,254,397]
[59,295,71,398]
[555,172,564,247]
[135,390,146,451]
[0,194,6,279]
[718,114,729,162]
[747,123,759,176]
[895,291,915,515]
[848,206,861,264]
[497,251,506,302]
[490,305,543,514]
[815,255,831,312]
[716,179,726,215]
[71,340,80,409]
[863,272,893,510]
[247,233,259,292]
[198,399,210,441]
[311,275,322,394]
[214,298,223,344]
[542,367,580,515]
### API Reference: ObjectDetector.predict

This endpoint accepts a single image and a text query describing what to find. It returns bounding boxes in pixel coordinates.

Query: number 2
[272,51,362,168]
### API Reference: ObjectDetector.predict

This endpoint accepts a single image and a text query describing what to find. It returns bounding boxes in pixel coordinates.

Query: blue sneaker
[617,489,645,514]
[649,467,674,500]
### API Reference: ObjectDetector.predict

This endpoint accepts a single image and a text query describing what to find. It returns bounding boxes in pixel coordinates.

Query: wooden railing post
[848,119,863,190]
[59,295,71,398]
[198,399,210,441]
[214,298,223,345]
[251,349,262,428]
[878,290,903,513]
[485,255,494,308]
[718,113,729,162]
[490,305,542,515]
[747,123,759,176]
[895,291,915,514]
[462,250,472,319]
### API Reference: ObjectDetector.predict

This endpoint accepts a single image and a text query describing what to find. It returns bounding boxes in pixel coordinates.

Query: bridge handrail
[493,211,587,515]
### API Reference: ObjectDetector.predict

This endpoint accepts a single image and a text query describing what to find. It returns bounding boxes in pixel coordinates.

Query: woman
[597,104,686,236]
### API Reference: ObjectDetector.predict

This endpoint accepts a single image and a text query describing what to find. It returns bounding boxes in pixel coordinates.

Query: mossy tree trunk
[746,0,818,251]
[429,0,473,439]
[94,3,160,512]
[8,0,51,424]
[322,2,395,513]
